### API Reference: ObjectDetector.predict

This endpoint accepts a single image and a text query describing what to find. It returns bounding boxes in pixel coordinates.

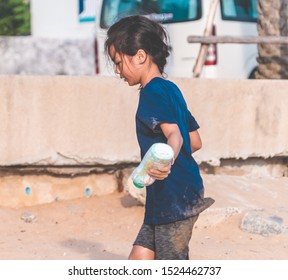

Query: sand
[0,174,288,260]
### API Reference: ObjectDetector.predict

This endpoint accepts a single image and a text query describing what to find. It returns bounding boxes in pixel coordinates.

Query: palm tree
[256,0,288,79]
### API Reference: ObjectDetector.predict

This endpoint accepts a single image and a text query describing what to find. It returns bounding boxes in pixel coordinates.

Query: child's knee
[128,245,155,260]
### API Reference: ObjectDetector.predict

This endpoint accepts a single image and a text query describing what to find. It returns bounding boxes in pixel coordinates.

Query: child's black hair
[104,15,170,74]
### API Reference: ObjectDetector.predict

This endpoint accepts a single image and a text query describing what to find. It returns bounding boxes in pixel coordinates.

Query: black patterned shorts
[133,215,199,260]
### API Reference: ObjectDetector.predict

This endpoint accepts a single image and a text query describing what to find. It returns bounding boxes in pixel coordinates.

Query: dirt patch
[0,174,287,260]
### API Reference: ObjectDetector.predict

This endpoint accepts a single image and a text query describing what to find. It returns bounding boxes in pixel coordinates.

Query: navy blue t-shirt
[136,77,204,225]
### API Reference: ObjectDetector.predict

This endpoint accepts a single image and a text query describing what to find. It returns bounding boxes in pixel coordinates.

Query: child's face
[109,45,144,87]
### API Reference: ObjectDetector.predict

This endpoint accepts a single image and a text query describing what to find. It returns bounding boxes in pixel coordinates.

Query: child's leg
[128,245,155,260]
[155,215,199,260]
[129,223,156,260]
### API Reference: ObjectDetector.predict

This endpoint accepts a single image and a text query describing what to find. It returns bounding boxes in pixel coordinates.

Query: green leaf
[0,0,31,35]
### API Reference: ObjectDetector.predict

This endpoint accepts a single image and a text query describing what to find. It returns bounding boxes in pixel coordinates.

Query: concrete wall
[0,37,95,75]
[0,76,138,165]
[1,75,288,207]
[175,78,288,165]
[1,75,287,166]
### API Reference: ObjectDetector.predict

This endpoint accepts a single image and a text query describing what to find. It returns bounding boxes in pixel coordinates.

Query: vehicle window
[221,0,258,22]
[100,0,202,29]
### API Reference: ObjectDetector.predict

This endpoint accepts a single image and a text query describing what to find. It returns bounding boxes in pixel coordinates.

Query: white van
[94,0,258,79]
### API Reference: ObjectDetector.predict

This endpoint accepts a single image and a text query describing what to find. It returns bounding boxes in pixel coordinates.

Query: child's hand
[148,164,172,180]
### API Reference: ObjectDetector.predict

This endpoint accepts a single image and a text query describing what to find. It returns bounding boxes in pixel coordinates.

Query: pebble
[240,210,288,236]
[21,212,37,223]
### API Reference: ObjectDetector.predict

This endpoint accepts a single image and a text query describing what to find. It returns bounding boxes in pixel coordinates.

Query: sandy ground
[0,174,288,260]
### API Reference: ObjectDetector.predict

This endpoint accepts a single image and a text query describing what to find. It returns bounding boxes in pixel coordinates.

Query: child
[105,15,214,260]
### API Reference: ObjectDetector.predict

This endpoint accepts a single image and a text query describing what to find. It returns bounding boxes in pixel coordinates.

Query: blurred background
[0,0,97,75]
[0,1,287,78]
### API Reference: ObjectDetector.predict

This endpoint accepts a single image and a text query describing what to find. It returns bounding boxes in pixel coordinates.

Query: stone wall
[0,37,95,75]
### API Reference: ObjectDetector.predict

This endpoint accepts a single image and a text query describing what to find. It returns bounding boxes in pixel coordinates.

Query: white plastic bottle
[131,143,174,188]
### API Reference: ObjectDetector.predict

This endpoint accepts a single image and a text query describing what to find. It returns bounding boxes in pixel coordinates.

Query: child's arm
[148,123,183,181]
[160,123,183,160]
[189,130,202,153]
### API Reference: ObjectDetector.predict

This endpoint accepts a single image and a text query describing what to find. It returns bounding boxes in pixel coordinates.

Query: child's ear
[136,49,147,64]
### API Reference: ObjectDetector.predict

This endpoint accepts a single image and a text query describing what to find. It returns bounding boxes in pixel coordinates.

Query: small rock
[240,210,288,236]
[21,212,37,223]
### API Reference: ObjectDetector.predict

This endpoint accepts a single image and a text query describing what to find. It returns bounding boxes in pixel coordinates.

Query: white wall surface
[31,0,98,39]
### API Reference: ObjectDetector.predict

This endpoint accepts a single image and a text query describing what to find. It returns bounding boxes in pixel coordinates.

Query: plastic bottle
[131,143,174,188]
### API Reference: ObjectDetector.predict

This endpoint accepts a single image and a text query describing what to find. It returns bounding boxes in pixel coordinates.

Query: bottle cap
[152,143,174,161]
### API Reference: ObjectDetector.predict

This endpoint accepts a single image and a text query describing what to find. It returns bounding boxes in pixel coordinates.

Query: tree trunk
[256,0,288,79]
